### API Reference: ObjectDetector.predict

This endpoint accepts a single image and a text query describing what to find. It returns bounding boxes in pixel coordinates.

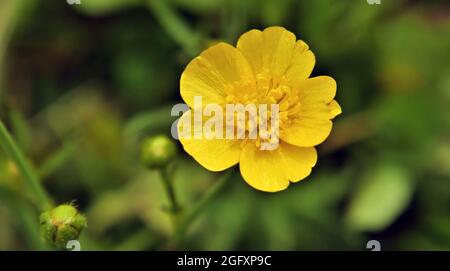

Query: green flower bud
[141,135,176,169]
[40,204,87,249]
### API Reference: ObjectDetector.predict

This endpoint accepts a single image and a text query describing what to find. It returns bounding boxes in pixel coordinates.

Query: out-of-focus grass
[0,0,449,250]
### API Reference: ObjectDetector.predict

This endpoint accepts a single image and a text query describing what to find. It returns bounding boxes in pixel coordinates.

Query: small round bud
[40,204,87,249]
[140,135,176,169]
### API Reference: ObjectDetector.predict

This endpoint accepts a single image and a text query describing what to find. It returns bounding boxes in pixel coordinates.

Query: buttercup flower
[178,26,341,192]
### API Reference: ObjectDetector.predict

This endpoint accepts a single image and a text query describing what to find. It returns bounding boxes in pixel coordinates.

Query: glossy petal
[281,76,338,147]
[180,42,255,108]
[237,26,297,83]
[328,100,342,119]
[177,110,241,171]
[298,76,337,104]
[239,142,317,192]
[282,40,316,88]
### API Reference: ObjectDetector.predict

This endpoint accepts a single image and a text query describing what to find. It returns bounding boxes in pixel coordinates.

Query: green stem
[171,169,235,245]
[0,120,52,211]
[145,0,201,56]
[159,166,181,214]
[0,188,46,250]
[14,200,47,250]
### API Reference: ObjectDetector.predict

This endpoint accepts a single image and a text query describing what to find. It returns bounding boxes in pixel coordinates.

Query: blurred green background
[0,0,449,250]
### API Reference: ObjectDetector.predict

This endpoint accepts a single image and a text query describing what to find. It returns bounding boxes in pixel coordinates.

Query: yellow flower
[178,26,341,192]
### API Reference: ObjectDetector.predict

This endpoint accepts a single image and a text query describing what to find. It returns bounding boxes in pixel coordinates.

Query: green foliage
[0,0,449,250]
[346,164,413,232]
[74,0,141,16]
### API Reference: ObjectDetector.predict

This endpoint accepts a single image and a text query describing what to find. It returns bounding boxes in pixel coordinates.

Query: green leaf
[346,164,413,232]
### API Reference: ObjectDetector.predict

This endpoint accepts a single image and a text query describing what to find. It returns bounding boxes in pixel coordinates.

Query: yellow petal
[281,76,338,147]
[180,42,255,108]
[239,142,317,192]
[236,29,264,74]
[177,110,241,171]
[298,76,337,104]
[282,41,316,88]
[281,112,332,147]
[237,26,297,84]
[328,100,342,119]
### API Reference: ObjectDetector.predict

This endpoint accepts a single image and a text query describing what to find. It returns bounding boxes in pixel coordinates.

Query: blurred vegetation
[0,0,449,250]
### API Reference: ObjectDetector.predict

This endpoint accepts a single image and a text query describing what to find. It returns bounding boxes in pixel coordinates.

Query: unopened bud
[40,204,87,249]
[140,135,176,169]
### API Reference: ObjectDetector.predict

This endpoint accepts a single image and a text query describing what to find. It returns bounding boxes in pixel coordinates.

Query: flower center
[225,75,301,149]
